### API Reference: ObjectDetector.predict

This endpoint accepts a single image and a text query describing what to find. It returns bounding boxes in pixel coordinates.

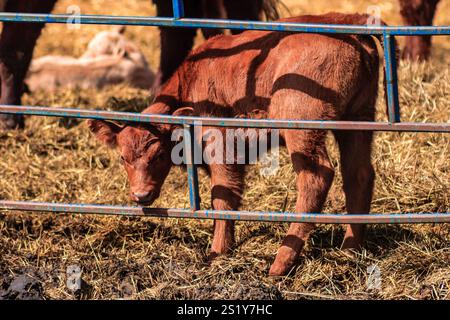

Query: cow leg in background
[152,0,202,90]
[223,0,263,35]
[200,0,226,39]
[208,164,245,260]
[399,0,440,61]
[202,0,280,40]
[0,0,57,129]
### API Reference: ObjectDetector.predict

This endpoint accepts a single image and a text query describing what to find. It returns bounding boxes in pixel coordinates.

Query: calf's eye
[150,152,163,164]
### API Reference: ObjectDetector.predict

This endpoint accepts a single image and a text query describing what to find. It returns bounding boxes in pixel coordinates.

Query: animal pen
[0,0,449,225]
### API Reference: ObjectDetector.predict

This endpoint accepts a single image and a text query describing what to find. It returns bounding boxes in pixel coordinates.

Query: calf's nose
[131,191,151,202]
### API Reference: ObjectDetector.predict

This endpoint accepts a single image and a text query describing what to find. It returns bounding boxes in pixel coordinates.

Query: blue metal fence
[0,0,449,224]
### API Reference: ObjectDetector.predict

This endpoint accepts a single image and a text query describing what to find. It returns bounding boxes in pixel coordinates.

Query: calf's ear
[156,107,195,133]
[88,120,122,147]
[172,107,195,117]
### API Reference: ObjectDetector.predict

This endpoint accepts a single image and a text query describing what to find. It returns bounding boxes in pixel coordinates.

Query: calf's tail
[261,0,284,21]
[369,19,401,122]
[335,13,401,120]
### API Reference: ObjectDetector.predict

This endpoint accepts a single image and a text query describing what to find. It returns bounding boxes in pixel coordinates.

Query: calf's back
[148,13,382,124]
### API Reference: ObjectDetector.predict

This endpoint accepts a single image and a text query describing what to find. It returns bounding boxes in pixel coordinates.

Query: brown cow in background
[0,0,443,130]
[399,0,441,60]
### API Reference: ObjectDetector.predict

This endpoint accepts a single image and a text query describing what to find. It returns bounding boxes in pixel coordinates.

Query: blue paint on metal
[2,200,449,224]
[183,125,201,211]
[1,106,450,132]
[0,13,449,36]
[383,33,401,123]
[172,0,184,19]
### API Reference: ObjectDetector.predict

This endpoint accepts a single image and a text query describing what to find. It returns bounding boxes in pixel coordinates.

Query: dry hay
[0,0,449,300]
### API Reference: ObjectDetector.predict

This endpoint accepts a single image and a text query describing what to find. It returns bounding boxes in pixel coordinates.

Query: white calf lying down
[26,26,155,91]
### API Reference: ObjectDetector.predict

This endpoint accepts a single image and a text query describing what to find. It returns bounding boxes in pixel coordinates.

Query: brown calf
[89,13,390,276]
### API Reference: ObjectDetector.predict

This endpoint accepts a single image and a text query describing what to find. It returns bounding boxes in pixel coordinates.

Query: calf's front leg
[208,164,244,259]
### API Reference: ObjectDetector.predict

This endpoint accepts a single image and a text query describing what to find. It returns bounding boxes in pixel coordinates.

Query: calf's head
[88,107,193,205]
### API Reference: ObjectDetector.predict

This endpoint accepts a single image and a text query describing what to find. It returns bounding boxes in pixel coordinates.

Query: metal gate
[0,0,449,224]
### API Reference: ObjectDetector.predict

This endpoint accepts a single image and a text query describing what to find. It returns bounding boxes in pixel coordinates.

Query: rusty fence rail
[0,0,449,224]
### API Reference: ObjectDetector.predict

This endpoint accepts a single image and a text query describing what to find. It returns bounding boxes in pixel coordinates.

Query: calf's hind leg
[334,130,375,250]
[269,130,335,276]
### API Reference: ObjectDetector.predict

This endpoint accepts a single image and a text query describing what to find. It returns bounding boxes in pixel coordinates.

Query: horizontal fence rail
[1,201,450,224]
[0,13,449,35]
[0,1,449,224]
[1,106,449,132]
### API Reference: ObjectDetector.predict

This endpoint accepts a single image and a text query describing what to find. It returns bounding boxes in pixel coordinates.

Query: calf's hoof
[269,263,288,277]
[207,251,220,263]
[208,240,234,263]
[341,236,364,251]
[0,114,24,130]
[269,246,299,276]
[207,248,232,264]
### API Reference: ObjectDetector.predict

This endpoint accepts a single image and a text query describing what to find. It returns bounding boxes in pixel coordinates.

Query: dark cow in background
[0,0,279,129]
[0,0,56,129]
[0,0,443,129]
[152,0,280,89]
[399,0,441,60]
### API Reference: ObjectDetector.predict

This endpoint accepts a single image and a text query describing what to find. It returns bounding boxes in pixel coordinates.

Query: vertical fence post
[172,0,184,19]
[383,33,401,123]
[183,124,201,211]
